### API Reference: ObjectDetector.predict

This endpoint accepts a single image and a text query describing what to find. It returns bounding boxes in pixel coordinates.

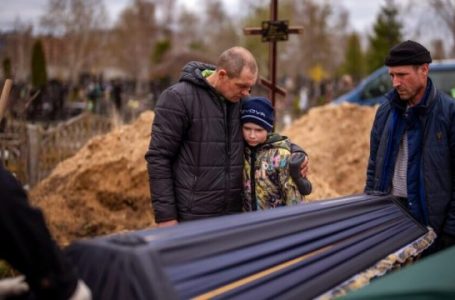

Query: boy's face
[242,122,268,147]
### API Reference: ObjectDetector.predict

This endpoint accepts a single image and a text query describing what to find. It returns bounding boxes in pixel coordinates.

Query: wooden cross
[244,0,303,108]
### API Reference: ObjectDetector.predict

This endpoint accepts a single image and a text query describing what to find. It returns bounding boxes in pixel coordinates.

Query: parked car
[333,60,455,106]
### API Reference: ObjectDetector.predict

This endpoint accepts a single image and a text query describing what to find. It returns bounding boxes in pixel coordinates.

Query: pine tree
[2,58,12,79]
[151,38,172,64]
[366,0,402,73]
[31,39,48,89]
[340,32,364,83]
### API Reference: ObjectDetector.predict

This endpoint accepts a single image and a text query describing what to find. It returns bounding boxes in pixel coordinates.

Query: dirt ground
[30,112,156,245]
[282,103,378,199]
[30,103,378,245]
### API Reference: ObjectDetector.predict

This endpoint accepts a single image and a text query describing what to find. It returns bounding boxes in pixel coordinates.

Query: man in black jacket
[0,163,91,299]
[145,46,308,227]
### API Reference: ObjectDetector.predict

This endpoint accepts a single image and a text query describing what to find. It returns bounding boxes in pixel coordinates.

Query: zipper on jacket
[250,148,257,211]
[223,101,230,210]
[418,114,429,225]
[226,102,232,158]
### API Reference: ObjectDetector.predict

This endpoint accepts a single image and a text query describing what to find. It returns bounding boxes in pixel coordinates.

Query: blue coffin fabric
[65,194,429,300]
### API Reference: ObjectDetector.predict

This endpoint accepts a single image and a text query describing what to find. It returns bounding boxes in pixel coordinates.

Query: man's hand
[0,275,29,298]
[300,155,309,177]
[157,220,178,228]
[69,280,92,300]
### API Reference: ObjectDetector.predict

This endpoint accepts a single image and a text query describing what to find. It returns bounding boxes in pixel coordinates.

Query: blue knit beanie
[240,96,274,132]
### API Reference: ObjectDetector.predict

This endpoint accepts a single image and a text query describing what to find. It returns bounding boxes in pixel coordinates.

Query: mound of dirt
[282,103,378,200]
[30,103,377,245]
[30,112,155,245]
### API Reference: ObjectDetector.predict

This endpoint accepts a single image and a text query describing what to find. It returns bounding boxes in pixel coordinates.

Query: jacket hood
[179,61,216,88]
[254,133,290,151]
[266,133,288,144]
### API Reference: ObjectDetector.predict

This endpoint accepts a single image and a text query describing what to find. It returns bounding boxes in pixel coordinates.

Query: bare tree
[201,0,241,58]
[111,0,159,91]
[428,0,455,56]
[1,20,34,81]
[405,0,455,58]
[174,8,203,51]
[283,0,348,78]
[432,39,446,59]
[239,0,349,109]
[155,0,177,31]
[40,0,108,84]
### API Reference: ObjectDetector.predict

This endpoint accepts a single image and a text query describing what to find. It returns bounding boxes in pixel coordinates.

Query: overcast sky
[0,0,388,33]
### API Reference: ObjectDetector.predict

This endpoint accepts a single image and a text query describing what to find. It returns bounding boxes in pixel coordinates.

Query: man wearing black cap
[365,40,455,253]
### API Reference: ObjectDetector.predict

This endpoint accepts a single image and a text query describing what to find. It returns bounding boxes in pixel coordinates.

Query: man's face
[217,68,257,103]
[388,64,429,105]
[242,122,268,146]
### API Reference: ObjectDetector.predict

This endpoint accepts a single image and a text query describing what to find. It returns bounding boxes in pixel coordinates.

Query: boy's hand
[300,155,309,177]
[157,220,178,228]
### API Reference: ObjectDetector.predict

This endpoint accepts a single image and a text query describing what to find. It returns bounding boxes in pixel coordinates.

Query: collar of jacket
[246,133,288,151]
[266,133,287,144]
[180,61,216,88]
[181,62,228,105]
[386,78,437,115]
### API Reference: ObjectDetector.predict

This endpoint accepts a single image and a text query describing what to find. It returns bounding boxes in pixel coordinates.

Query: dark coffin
[65,194,429,300]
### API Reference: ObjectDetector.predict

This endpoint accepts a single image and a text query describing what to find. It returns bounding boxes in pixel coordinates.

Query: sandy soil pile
[30,103,377,244]
[30,112,156,245]
[282,103,378,200]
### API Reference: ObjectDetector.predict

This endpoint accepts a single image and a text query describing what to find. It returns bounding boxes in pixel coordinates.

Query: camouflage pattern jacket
[243,133,304,211]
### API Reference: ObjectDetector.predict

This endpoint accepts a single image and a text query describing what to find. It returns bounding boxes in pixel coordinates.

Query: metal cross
[243,0,303,108]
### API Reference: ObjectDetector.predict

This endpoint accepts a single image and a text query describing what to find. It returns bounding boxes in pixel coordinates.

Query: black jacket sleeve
[144,87,190,223]
[289,142,307,157]
[288,152,312,196]
[0,164,78,299]
[365,107,385,193]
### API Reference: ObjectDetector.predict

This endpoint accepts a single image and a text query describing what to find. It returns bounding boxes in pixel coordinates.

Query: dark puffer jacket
[365,78,455,237]
[145,61,244,222]
[0,164,79,299]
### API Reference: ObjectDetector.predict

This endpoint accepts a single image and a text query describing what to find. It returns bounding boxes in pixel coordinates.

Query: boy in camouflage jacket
[241,96,312,211]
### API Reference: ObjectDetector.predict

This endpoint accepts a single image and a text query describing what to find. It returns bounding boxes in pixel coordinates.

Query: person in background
[364,40,455,254]
[0,163,91,300]
[145,46,309,227]
[241,96,311,211]
[334,74,354,98]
